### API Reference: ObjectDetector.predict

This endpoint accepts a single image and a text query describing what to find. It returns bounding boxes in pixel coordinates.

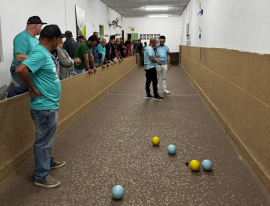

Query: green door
[99,25,104,38]
[127,33,138,41]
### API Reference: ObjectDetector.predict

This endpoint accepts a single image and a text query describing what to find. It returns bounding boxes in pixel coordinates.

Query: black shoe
[154,96,164,100]
[50,160,65,169]
[146,94,153,99]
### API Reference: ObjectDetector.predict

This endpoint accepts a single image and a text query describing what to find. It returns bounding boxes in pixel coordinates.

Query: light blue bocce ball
[202,159,213,171]
[167,144,176,155]
[112,185,124,200]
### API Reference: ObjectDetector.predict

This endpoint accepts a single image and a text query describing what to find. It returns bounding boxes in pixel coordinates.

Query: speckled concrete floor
[0,66,269,206]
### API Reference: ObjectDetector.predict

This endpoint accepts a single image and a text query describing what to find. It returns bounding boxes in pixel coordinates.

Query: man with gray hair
[144,38,163,100]
[96,38,109,68]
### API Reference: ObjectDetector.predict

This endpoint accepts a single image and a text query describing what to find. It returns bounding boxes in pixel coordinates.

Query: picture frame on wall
[75,6,86,39]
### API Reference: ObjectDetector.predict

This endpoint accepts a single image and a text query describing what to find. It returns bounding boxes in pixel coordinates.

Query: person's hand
[74,58,81,65]
[158,62,162,66]
[102,65,106,69]
[107,63,110,67]
[29,88,43,103]
[119,59,122,63]
[93,67,97,73]
[114,60,117,64]
[168,64,171,70]
[121,58,124,61]
[111,61,114,65]
[94,63,99,67]
[156,55,160,58]
[88,69,94,74]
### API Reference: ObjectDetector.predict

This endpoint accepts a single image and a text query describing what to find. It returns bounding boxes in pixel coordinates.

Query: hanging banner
[75,6,86,39]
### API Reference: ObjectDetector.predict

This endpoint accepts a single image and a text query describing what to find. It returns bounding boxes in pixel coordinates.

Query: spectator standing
[114,38,122,62]
[143,42,147,50]
[76,35,85,44]
[16,25,65,188]
[138,39,143,54]
[7,16,46,98]
[119,38,127,58]
[93,31,99,37]
[125,41,131,57]
[106,36,117,65]
[63,31,78,77]
[125,37,131,46]
[57,35,81,80]
[96,38,109,68]
[74,35,98,74]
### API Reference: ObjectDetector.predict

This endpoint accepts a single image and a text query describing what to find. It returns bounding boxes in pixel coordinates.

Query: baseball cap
[40,25,62,39]
[27,16,47,25]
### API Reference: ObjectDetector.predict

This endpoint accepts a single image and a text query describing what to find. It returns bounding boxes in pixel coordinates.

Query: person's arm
[150,57,162,65]
[104,57,110,67]
[132,47,136,56]
[105,44,111,62]
[98,53,105,68]
[90,53,98,72]
[111,46,117,64]
[149,49,161,65]
[16,54,28,62]
[167,55,171,70]
[114,48,121,62]
[15,64,43,102]
[83,53,93,74]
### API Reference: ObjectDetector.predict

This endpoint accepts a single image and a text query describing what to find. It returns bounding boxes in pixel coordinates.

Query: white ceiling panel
[100,0,190,17]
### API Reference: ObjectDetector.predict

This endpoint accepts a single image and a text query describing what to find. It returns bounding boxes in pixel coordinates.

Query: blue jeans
[30,109,58,182]
[8,67,29,98]
[75,68,86,74]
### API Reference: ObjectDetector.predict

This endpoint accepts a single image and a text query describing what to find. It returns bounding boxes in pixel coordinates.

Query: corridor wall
[180,45,270,194]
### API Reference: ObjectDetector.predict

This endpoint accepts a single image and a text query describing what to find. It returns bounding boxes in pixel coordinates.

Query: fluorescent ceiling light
[145,7,169,11]
[149,15,169,18]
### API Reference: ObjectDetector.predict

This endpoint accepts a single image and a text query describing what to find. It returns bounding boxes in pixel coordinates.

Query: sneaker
[163,89,170,94]
[154,96,164,100]
[34,175,61,188]
[50,160,65,169]
[146,94,153,99]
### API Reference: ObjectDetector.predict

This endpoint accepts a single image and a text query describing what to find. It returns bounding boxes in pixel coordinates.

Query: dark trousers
[145,67,158,97]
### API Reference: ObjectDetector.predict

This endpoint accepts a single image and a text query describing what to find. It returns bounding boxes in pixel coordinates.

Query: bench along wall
[0,56,138,185]
[180,45,270,193]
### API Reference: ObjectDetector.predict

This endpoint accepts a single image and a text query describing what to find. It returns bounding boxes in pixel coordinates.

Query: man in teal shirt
[16,25,65,188]
[7,16,47,98]
[144,38,163,100]
[96,38,109,68]
[155,35,171,94]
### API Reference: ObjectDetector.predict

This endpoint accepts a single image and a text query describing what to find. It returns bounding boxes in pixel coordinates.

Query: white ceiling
[100,0,191,18]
